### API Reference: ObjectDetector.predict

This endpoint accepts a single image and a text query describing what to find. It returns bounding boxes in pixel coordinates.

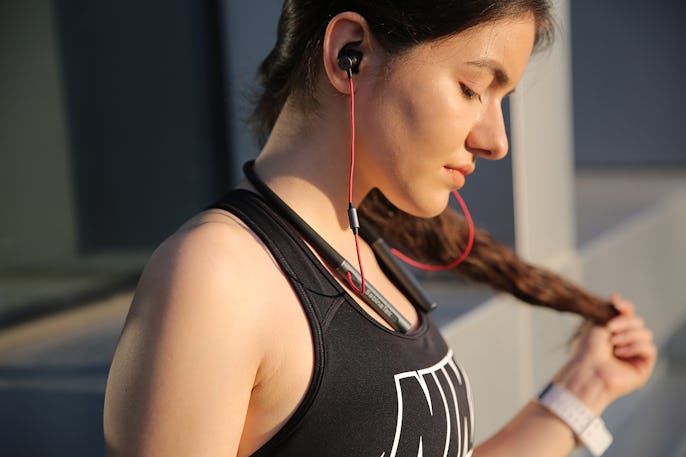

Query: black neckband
[243,160,437,333]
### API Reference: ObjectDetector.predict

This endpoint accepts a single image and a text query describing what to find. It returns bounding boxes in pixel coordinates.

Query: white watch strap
[538,383,613,456]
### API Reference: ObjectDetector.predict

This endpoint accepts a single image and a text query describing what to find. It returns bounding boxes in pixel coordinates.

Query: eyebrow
[465,59,510,86]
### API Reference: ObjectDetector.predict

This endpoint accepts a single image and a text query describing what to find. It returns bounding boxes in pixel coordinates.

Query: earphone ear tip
[337,55,352,71]
[337,49,363,74]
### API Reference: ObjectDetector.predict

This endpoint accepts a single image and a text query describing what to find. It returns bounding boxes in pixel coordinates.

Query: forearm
[475,359,610,457]
[474,400,577,457]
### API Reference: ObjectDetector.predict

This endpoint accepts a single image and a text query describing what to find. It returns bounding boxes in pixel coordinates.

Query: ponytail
[358,189,618,325]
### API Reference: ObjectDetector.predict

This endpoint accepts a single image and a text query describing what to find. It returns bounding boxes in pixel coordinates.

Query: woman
[104,1,656,456]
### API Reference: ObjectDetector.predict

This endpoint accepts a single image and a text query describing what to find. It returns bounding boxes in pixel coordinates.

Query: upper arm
[104,219,270,456]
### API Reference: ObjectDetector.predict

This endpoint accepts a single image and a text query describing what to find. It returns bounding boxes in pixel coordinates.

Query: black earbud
[337,48,363,77]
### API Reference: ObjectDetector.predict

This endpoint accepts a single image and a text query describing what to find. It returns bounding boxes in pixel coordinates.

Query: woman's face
[355,13,536,217]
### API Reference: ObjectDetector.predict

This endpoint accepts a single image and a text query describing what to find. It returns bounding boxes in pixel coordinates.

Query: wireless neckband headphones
[243,45,474,332]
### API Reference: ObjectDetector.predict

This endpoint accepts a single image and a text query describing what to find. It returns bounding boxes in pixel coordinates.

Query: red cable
[348,76,356,204]
[346,75,366,294]
[391,190,475,271]
[345,72,474,291]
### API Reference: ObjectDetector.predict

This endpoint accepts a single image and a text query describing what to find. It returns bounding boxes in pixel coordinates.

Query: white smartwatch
[538,382,613,456]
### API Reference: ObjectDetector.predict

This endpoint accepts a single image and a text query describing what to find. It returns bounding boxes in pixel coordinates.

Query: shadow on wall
[0,365,108,457]
[0,294,130,456]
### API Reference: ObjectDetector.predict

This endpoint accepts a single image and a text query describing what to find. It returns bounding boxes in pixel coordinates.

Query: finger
[610,295,634,316]
[608,314,645,333]
[613,341,658,361]
[611,327,654,346]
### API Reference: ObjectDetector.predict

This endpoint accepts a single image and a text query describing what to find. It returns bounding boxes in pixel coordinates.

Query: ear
[322,12,379,94]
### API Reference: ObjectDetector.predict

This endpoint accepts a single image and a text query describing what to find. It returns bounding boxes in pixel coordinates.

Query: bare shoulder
[129,208,280,340]
[104,208,287,456]
[140,207,277,312]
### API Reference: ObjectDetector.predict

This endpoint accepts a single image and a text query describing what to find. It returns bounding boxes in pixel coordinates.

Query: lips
[444,165,472,188]
[446,164,475,176]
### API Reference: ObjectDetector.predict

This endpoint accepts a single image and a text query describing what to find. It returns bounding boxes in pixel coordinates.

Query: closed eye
[460,83,482,103]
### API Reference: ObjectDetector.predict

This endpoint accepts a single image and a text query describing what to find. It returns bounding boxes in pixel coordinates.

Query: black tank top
[211,190,475,457]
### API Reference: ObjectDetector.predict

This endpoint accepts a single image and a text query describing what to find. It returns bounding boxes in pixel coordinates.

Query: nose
[465,101,509,161]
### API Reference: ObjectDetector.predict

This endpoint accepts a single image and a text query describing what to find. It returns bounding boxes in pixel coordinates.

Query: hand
[556,294,657,412]
[603,295,657,397]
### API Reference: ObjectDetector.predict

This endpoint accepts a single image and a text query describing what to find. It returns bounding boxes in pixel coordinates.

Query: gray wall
[223,0,282,178]
[571,0,686,166]
[57,1,230,252]
[0,0,77,268]
[0,0,232,266]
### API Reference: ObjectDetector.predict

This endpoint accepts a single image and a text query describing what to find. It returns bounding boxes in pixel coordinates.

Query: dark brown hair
[252,0,554,145]
[359,190,617,324]
[252,0,617,324]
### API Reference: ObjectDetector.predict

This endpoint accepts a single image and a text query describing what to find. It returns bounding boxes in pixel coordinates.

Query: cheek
[417,83,473,149]
[354,86,410,169]
[354,76,474,216]
[400,79,472,155]
[359,80,464,163]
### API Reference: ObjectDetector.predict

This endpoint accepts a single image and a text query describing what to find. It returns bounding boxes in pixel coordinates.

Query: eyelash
[460,83,482,103]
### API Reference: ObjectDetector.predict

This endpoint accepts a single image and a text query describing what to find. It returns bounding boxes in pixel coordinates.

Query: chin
[397,192,451,220]
[366,185,451,220]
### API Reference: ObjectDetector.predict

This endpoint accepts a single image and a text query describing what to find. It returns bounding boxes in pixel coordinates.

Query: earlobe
[322,12,373,94]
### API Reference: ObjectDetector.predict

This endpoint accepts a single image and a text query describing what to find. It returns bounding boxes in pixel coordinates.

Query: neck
[251,97,371,248]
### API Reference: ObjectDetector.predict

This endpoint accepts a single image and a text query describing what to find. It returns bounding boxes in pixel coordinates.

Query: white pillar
[509,0,579,400]
[510,0,577,266]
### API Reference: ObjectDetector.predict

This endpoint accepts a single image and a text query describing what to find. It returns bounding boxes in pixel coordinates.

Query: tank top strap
[208,188,346,328]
